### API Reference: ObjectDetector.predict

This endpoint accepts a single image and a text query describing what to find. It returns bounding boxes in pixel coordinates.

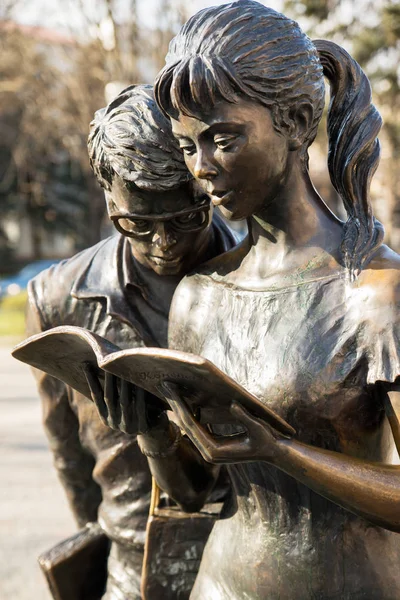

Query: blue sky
[11,0,284,33]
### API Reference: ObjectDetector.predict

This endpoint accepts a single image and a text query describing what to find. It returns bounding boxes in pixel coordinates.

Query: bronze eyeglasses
[110,204,211,239]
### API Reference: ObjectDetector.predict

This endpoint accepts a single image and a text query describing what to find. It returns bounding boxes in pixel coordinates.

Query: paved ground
[0,340,75,600]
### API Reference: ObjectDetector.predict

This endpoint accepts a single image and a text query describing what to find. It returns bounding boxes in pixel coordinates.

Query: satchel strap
[141,478,161,599]
[149,477,161,517]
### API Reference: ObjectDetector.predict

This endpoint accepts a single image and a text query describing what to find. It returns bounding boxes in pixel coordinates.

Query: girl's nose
[194,151,218,180]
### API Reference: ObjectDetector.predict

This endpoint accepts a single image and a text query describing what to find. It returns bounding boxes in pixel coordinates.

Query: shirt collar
[71,235,140,326]
[70,217,236,324]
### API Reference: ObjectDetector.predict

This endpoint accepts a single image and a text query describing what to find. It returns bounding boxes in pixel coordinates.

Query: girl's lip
[149,255,181,266]
[210,190,233,206]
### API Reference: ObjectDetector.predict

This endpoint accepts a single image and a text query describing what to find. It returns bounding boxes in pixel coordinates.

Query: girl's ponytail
[314,39,384,280]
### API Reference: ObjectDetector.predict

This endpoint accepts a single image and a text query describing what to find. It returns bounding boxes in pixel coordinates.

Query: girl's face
[171,98,291,221]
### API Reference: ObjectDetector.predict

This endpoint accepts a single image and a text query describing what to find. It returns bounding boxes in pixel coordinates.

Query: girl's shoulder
[357,244,400,307]
[356,245,400,386]
[191,236,250,282]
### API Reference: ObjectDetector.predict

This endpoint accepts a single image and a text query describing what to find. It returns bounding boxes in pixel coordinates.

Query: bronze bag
[141,479,221,600]
[38,522,110,600]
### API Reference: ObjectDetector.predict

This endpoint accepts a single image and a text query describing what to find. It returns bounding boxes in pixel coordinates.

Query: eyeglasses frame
[110,203,211,239]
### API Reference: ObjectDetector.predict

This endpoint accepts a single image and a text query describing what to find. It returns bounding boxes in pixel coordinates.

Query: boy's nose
[152,223,177,250]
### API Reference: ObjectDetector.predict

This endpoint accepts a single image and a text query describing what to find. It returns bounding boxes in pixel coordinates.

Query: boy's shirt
[26,218,235,560]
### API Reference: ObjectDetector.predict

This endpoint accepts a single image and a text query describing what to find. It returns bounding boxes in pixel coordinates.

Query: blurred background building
[0,0,399,270]
[0,3,399,598]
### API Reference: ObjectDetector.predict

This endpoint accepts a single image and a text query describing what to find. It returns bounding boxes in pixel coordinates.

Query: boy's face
[105,175,213,276]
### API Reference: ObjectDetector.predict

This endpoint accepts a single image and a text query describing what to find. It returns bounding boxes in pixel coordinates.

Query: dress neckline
[198,270,345,293]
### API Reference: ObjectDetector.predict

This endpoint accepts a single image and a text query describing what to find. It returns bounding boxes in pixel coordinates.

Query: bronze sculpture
[13,2,400,597]
[25,84,235,599]
[126,1,400,598]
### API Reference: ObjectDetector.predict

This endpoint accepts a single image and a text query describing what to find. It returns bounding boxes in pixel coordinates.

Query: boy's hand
[83,365,166,435]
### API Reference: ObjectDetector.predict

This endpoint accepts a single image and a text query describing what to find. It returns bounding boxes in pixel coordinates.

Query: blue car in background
[0,259,61,299]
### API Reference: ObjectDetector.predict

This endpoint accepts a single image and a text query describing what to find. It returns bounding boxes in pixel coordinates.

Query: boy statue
[26,84,235,599]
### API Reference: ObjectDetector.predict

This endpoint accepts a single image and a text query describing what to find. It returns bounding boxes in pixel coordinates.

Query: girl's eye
[180,144,196,156]
[214,135,238,150]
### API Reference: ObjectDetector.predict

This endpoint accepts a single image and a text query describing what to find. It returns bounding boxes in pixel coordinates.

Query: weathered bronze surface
[24,84,235,599]
[140,1,400,598]
[37,523,110,600]
[13,325,295,432]
[14,2,400,597]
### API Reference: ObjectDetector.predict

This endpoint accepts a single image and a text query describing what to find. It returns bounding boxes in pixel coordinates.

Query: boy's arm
[26,284,102,527]
[134,277,221,511]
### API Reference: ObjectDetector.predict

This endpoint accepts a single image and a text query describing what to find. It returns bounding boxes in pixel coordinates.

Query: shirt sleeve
[366,327,400,387]
[26,280,102,527]
[362,271,400,387]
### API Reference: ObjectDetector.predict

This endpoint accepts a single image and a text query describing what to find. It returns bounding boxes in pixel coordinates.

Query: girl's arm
[168,386,400,532]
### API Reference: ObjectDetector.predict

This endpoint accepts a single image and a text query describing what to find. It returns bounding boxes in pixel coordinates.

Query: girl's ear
[287,103,314,150]
[105,191,118,216]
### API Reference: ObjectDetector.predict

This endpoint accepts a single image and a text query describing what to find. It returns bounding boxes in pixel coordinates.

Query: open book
[12,326,295,436]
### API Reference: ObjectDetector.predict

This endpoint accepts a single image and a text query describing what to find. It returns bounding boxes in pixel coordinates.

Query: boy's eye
[174,210,207,229]
[119,218,150,233]
[176,212,196,223]
[129,219,149,230]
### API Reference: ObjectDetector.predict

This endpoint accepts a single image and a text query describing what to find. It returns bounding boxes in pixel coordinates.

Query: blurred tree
[0,21,105,260]
[285,0,400,248]
[0,0,187,265]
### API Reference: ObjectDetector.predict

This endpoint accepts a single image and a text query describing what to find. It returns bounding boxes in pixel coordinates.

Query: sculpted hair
[155,1,325,161]
[155,0,383,278]
[315,40,384,278]
[87,84,191,192]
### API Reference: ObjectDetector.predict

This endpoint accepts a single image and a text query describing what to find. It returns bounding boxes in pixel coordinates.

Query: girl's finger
[231,401,276,433]
[161,387,220,462]
[161,383,258,464]
[230,401,263,426]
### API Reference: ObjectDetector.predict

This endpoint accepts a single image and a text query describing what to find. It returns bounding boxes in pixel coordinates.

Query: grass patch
[0,291,27,336]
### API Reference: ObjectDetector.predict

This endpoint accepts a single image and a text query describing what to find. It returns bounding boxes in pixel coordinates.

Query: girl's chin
[219,205,246,222]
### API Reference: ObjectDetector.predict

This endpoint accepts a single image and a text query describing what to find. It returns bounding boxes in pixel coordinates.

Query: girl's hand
[161,381,285,465]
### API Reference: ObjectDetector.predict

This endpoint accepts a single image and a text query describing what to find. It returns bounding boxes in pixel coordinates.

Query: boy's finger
[82,363,108,422]
[104,372,121,428]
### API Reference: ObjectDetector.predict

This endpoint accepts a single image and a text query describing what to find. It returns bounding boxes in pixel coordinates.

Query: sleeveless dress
[171,247,400,599]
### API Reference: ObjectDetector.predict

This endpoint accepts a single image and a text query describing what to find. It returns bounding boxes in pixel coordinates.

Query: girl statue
[139,1,400,597]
